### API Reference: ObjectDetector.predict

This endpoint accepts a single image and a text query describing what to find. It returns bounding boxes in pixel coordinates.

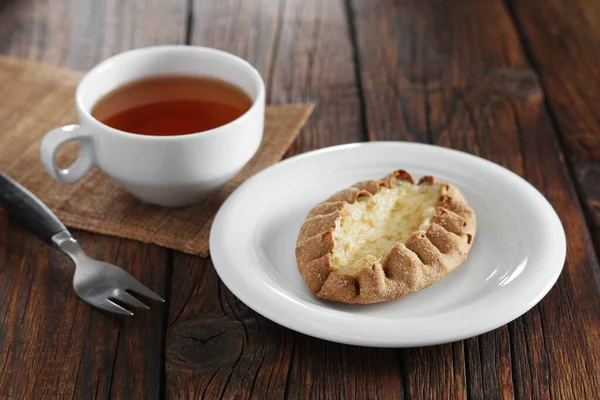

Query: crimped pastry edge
[295,170,476,304]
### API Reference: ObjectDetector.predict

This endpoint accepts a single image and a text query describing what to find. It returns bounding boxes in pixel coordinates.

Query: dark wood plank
[514,89,600,399]
[350,0,600,398]
[166,1,406,399]
[0,0,188,70]
[168,257,407,400]
[169,0,296,396]
[506,0,600,282]
[399,343,466,399]
[268,0,365,153]
[0,220,169,399]
[190,0,364,153]
[350,1,475,396]
[508,310,551,398]
[0,0,188,397]
[286,337,404,399]
[167,256,294,399]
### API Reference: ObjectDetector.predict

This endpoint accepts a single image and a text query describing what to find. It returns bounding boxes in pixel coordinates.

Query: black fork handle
[0,172,67,243]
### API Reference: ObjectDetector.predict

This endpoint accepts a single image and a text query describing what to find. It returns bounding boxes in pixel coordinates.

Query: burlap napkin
[0,56,314,257]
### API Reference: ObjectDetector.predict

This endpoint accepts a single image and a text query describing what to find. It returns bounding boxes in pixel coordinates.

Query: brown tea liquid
[91,75,253,136]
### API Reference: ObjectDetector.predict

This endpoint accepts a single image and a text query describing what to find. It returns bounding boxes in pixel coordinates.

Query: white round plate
[210,142,566,347]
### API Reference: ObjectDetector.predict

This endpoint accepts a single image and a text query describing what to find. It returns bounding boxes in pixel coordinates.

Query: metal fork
[0,172,164,315]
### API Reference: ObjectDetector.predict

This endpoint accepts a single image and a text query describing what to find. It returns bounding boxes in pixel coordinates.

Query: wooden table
[1,0,599,398]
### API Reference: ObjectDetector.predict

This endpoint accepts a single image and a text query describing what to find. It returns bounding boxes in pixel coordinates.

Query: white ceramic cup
[40,45,265,207]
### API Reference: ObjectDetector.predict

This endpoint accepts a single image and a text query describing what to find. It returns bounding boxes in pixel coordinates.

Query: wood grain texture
[166,1,403,399]
[350,0,600,398]
[268,0,365,153]
[1,0,600,398]
[0,221,168,399]
[168,256,407,400]
[506,0,600,282]
[190,0,365,153]
[399,343,466,399]
[0,0,187,397]
[168,256,293,399]
[0,0,188,70]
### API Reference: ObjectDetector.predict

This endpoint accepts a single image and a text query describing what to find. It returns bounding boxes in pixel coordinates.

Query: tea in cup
[41,45,265,207]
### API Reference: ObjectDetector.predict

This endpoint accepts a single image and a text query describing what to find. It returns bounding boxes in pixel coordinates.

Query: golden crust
[295,170,476,304]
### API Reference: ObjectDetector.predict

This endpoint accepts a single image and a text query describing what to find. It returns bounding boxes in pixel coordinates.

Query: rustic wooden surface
[1,0,599,398]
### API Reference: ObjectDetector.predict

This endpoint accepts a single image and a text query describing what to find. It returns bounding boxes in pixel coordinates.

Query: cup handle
[40,125,95,184]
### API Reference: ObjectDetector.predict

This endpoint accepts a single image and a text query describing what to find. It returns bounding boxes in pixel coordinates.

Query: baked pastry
[295,170,476,304]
